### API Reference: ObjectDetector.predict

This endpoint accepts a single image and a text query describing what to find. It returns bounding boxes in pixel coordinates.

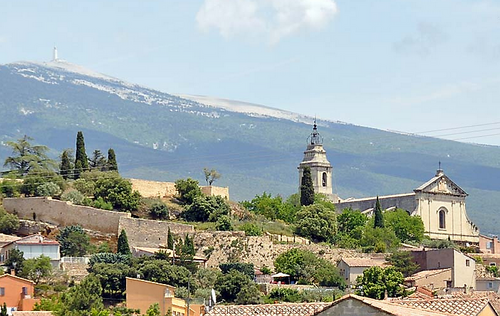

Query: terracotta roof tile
[206,302,332,316]
[341,257,387,267]
[392,297,492,316]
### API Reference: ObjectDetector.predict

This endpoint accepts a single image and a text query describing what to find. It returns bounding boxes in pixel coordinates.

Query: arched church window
[322,172,327,187]
[439,209,446,229]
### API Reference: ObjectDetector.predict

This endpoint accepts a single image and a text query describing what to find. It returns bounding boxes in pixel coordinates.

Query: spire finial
[307,118,323,145]
[436,161,444,176]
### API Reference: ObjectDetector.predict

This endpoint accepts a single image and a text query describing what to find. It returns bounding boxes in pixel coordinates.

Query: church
[298,122,480,244]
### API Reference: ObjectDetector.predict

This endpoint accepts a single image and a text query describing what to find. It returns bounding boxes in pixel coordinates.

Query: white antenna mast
[53,47,58,61]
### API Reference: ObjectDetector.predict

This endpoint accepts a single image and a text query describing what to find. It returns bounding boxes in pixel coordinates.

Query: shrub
[0,209,20,234]
[88,253,132,271]
[73,178,95,196]
[61,190,85,205]
[0,177,21,197]
[240,223,262,236]
[175,178,202,204]
[219,263,255,279]
[92,197,113,210]
[149,202,169,220]
[216,215,233,231]
[182,195,230,222]
[35,182,61,197]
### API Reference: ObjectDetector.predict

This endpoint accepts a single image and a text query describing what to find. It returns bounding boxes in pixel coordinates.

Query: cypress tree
[373,196,385,228]
[60,150,72,179]
[75,131,89,171]
[74,160,83,180]
[107,148,118,172]
[183,234,195,256]
[300,166,315,206]
[167,228,174,250]
[117,229,131,256]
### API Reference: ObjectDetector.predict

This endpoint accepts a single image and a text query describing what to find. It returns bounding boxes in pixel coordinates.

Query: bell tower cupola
[298,120,337,202]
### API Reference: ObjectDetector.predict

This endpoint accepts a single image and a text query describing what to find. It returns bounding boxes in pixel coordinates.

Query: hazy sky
[1,0,500,145]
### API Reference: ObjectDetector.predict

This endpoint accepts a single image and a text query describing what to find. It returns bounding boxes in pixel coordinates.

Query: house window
[490,262,497,266]
[0,288,4,296]
[439,209,446,229]
[322,172,327,187]
[487,241,493,249]
[466,259,470,267]
[22,287,28,295]
[489,282,493,289]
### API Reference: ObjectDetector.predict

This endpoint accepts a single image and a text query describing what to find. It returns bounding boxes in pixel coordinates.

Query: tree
[107,148,118,171]
[295,204,336,242]
[139,260,192,289]
[19,255,52,284]
[236,285,262,304]
[89,150,107,171]
[60,149,73,179]
[0,208,20,234]
[88,253,131,270]
[373,197,384,228]
[361,226,400,253]
[21,169,65,197]
[182,195,230,222]
[215,270,255,303]
[386,251,419,277]
[117,229,131,256]
[91,263,135,299]
[175,178,202,205]
[36,182,61,197]
[57,225,91,257]
[74,160,83,180]
[75,131,89,172]
[242,192,297,223]
[93,175,141,211]
[0,303,7,316]
[203,168,221,185]
[216,215,233,231]
[300,167,315,206]
[145,304,161,316]
[149,201,169,220]
[167,228,174,250]
[3,135,54,175]
[338,208,368,234]
[356,266,404,299]
[5,249,24,274]
[56,274,104,316]
[384,209,425,243]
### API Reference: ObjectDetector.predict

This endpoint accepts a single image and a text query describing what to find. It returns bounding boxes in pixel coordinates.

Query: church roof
[414,170,467,197]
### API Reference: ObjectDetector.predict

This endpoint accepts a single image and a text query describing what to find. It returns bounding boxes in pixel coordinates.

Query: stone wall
[3,197,130,234]
[192,231,385,269]
[334,193,417,213]
[118,217,194,248]
[130,178,229,199]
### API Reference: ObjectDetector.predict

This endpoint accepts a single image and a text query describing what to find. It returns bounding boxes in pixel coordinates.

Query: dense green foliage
[300,167,314,206]
[384,209,425,243]
[182,195,230,222]
[61,190,85,205]
[295,204,337,242]
[239,222,263,236]
[3,135,54,175]
[107,149,118,172]
[88,253,132,269]
[0,207,20,234]
[203,167,221,185]
[56,274,104,316]
[360,225,400,253]
[60,149,73,179]
[117,229,131,256]
[5,249,24,274]
[36,182,62,197]
[89,150,107,171]
[373,197,384,228]
[215,270,260,303]
[216,215,233,231]
[19,255,53,284]
[75,131,89,173]
[93,174,141,211]
[242,192,298,223]
[149,201,169,220]
[57,225,91,257]
[175,178,202,205]
[139,260,192,289]
[274,248,344,287]
[386,251,420,277]
[356,266,405,299]
[219,262,255,279]
[21,169,65,197]
[167,228,174,250]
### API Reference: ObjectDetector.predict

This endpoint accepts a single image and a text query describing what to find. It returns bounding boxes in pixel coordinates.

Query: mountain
[1,59,500,235]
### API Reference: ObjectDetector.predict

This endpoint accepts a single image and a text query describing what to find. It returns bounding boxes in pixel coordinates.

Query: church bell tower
[298,120,337,201]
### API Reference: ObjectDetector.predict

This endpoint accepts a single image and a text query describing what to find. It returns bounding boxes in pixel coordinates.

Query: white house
[0,234,60,266]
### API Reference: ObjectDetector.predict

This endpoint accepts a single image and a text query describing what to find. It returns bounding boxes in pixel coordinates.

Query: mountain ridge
[1,59,500,235]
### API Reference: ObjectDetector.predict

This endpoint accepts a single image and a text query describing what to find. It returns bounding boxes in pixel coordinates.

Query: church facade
[298,123,480,244]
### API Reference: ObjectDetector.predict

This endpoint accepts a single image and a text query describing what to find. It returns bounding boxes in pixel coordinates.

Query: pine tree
[0,302,7,316]
[107,148,118,172]
[300,166,315,206]
[60,150,72,179]
[75,131,89,171]
[167,228,174,250]
[117,229,131,256]
[89,149,106,171]
[374,196,385,228]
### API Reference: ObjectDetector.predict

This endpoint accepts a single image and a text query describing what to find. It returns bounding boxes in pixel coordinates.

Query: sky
[1,0,500,145]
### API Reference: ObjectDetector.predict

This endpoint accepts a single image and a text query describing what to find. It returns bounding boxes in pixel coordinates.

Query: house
[480,235,500,254]
[390,296,498,316]
[0,234,21,248]
[0,235,60,267]
[206,302,332,316]
[126,277,204,316]
[477,277,500,293]
[337,258,387,286]
[131,246,207,268]
[471,254,500,268]
[12,312,53,316]
[0,273,40,313]
[405,268,452,290]
[411,248,476,290]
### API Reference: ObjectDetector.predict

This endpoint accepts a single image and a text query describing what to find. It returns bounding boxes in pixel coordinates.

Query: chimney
[10,269,15,276]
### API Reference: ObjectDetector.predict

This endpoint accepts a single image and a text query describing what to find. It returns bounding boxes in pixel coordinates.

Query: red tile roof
[391,297,494,316]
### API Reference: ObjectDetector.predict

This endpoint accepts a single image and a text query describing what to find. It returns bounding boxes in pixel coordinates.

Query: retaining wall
[3,197,130,234]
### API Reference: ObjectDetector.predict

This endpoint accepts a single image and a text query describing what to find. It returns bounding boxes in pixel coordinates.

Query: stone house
[405,268,452,290]
[0,273,39,313]
[480,235,500,254]
[477,277,500,293]
[411,248,476,290]
[337,258,387,286]
[126,277,204,316]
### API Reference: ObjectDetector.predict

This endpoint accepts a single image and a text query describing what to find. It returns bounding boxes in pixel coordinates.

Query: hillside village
[0,126,500,316]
